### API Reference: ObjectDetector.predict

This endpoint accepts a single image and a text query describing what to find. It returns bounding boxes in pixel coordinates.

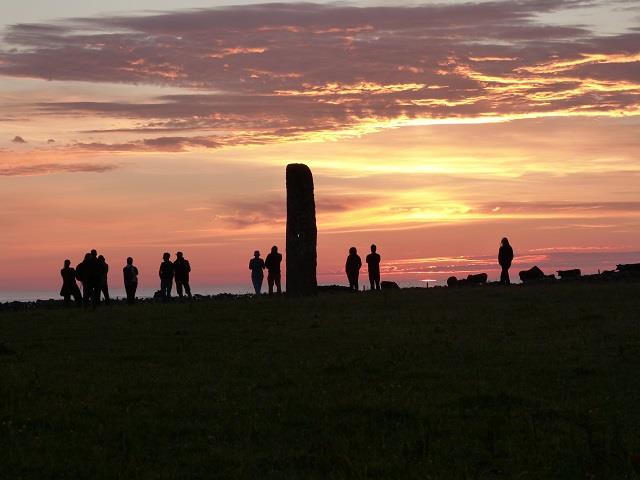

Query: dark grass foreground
[1,283,640,479]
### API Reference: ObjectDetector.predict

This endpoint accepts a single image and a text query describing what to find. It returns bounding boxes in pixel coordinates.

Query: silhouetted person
[174,251,192,300]
[366,244,381,291]
[97,255,110,305]
[75,253,92,307]
[249,250,265,295]
[123,257,139,305]
[499,237,514,285]
[265,245,283,294]
[345,247,362,292]
[87,249,102,308]
[60,259,82,307]
[159,252,174,301]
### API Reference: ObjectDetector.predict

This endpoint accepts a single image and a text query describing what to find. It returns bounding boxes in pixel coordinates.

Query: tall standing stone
[286,164,317,295]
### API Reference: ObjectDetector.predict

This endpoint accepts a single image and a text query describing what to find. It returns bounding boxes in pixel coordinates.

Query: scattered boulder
[558,269,581,279]
[519,266,555,283]
[447,274,487,287]
[381,281,400,290]
[466,273,488,285]
[317,285,352,293]
[617,263,640,273]
[519,266,545,283]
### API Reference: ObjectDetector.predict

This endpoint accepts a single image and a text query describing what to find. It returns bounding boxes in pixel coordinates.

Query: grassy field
[1,283,640,479]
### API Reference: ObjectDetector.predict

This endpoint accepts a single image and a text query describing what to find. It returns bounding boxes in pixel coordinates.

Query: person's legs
[92,283,101,308]
[252,275,263,295]
[102,285,110,305]
[176,281,184,298]
[73,286,82,307]
[374,273,381,290]
[267,273,274,295]
[348,272,359,291]
[501,267,511,285]
[82,282,91,308]
[161,279,172,300]
[63,294,71,306]
[125,283,136,305]
[184,281,192,299]
[369,273,375,291]
[275,273,282,294]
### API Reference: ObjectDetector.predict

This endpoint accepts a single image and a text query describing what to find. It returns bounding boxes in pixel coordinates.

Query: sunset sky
[1,0,639,295]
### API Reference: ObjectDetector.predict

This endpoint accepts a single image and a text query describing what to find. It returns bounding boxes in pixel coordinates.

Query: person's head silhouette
[127,257,133,265]
[271,246,278,254]
[84,253,91,261]
[371,244,377,253]
[176,251,183,259]
[349,247,357,255]
[254,250,260,258]
[163,252,171,261]
[64,259,71,267]
[98,255,105,263]
[501,237,510,246]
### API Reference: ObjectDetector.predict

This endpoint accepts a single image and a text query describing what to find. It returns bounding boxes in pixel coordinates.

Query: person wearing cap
[174,251,192,300]
[366,244,381,291]
[249,250,265,295]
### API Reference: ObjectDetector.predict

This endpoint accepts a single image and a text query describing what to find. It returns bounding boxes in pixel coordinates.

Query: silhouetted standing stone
[286,164,317,295]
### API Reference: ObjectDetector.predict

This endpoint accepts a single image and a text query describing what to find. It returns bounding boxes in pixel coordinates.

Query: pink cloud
[0,2,638,151]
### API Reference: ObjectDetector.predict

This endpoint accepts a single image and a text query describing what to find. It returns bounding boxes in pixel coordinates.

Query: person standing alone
[366,244,381,291]
[174,251,192,300]
[123,257,139,305]
[265,246,283,294]
[498,237,514,285]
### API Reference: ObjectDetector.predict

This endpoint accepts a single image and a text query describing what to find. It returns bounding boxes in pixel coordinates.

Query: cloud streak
[0,162,116,176]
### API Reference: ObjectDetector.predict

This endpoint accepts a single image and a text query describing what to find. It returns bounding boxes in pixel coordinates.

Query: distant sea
[0,280,439,303]
[0,285,252,303]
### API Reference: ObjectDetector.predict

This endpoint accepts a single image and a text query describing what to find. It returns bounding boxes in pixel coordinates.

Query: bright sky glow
[1,1,639,292]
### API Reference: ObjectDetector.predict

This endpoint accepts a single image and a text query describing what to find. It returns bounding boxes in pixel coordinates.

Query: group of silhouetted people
[60,250,193,307]
[61,238,515,305]
[159,251,192,301]
[249,246,283,295]
[345,244,381,292]
[60,249,113,308]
